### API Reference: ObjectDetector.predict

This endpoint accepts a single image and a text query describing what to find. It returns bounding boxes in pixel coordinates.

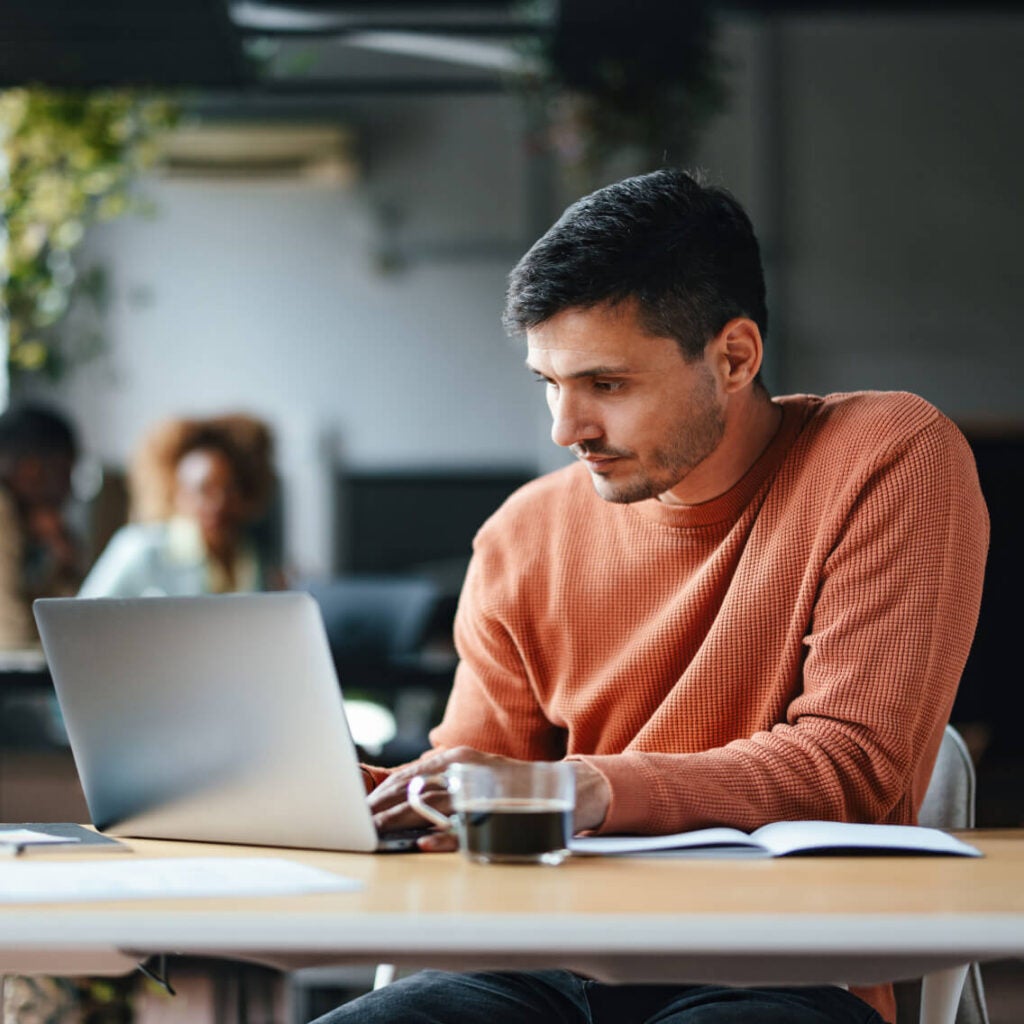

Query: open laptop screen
[34,592,387,852]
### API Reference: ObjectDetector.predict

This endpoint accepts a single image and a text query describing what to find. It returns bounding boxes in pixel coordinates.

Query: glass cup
[407,761,575,865]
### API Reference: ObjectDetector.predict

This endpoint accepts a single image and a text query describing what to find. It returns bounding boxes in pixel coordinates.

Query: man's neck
[658,389,782,507]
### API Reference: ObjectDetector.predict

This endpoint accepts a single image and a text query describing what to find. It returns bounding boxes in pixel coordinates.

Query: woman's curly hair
[129,413,276,524]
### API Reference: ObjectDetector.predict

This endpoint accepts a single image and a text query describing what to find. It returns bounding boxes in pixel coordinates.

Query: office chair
[304,574,447,761]
[892,724,991,1024]
[305,575,440,667]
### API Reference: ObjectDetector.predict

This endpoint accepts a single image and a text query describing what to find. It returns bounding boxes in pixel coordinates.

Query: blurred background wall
[51,92,542,577]
[39,11,1022,580]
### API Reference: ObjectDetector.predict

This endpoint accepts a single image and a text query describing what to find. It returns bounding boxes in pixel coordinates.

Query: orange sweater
[371,391,989,1023]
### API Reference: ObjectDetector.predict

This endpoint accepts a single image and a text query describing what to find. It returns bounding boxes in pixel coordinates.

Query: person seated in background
[79,413,284,597]
[0,402,84,648]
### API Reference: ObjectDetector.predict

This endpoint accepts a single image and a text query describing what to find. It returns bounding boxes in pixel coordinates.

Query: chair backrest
[893,724,989,1024]
[305,575,440,664]
[918,724,975,830]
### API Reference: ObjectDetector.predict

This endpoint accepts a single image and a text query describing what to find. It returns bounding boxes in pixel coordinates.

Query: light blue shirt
[78,518,262,598]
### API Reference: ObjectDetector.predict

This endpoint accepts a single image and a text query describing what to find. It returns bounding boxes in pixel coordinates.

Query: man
[316,169,988,1024]
[0,402,83,648]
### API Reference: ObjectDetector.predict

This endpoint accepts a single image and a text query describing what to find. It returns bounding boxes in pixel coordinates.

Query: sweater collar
[627,395,819,529]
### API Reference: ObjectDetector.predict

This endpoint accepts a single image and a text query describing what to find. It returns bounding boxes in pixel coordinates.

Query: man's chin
[588,473,658,505]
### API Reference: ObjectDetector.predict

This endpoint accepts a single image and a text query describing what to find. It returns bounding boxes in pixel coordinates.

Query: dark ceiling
[0,0,1012,95]
[5,1,531,92]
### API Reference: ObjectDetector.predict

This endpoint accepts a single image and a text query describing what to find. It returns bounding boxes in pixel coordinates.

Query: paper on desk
[0,828,80,846]
[0,857,363,903]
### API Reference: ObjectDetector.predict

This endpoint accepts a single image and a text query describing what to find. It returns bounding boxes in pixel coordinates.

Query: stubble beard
[590,371,726,505]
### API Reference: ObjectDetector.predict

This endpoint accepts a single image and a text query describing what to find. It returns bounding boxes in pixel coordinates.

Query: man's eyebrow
[525,362,633,380]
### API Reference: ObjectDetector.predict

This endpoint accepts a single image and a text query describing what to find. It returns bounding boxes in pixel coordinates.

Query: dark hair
[0,402,78,461]
[130,413,276,523]
[503,168,767,361]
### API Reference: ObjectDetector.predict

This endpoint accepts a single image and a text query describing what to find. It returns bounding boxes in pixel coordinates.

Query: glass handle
[407,773,454,831]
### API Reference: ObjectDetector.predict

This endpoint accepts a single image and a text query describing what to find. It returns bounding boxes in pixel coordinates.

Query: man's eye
[594,379,624,393]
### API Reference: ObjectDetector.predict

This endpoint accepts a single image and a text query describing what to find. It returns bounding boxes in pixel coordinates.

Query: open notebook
[570,820,982,858]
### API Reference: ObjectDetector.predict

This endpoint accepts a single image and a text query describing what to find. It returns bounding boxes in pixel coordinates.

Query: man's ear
[707,318,763,393]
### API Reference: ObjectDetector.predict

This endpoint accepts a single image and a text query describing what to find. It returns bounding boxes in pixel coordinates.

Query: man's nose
[550,392,602,449]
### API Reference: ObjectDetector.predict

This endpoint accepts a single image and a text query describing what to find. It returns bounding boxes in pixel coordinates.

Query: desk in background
[0,652,88,822]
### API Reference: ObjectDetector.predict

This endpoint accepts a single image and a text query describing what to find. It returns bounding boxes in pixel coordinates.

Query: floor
[981,959,1024,1024]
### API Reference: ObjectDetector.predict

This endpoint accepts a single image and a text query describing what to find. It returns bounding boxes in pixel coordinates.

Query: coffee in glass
[408,761,575,865]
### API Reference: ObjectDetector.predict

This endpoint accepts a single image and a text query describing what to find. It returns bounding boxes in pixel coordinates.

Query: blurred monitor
[335,469,533,577]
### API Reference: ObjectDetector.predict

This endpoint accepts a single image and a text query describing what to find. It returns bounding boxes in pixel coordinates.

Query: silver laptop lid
[33,592,378,852]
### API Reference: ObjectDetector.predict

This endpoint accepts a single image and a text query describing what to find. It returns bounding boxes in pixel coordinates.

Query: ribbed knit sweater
[370,391,989,1023]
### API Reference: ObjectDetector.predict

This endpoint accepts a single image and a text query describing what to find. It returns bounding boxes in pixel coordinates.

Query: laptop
[33,592,425,852]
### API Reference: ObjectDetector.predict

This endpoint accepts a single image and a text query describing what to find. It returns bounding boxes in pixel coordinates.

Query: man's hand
[369,746,611,853]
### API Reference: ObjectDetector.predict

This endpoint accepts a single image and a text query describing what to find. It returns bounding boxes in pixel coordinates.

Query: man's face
[526,301,725,505]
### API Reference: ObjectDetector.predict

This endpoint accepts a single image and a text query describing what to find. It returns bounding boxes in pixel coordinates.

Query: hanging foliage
[0,87,178,386]
[519,0,729,190]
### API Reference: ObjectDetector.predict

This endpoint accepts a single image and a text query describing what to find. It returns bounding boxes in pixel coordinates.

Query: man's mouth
[577,452,622,472]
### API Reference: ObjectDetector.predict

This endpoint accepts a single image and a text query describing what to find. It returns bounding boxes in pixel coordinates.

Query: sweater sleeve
[428,550,568,760]
[359,544,567,792]
[578,414,989,834]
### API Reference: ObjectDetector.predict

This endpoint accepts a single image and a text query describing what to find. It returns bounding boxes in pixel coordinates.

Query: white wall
[773,13,1024,421]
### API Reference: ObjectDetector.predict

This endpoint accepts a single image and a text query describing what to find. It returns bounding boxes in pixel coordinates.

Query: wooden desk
[1,831,1022,1022]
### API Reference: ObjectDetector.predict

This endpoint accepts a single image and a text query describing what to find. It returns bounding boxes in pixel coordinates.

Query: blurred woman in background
[79,413,284,597]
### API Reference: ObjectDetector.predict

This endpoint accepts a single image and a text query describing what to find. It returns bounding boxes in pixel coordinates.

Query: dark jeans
[309,970,885,1024]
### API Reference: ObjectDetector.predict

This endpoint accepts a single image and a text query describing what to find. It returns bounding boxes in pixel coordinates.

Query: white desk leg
[373,964,396,989]
[920,963,969,1024]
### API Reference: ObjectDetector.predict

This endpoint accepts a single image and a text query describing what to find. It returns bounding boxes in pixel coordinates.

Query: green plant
[2,973,141,1023]
[0,87,178,387]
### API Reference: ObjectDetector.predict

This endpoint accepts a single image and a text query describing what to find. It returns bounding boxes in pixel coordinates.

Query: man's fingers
[373,796,449,834]
[369,766,446,814]
[368,747,485,812]
[417,831,458,853]
[369,749,539,830]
